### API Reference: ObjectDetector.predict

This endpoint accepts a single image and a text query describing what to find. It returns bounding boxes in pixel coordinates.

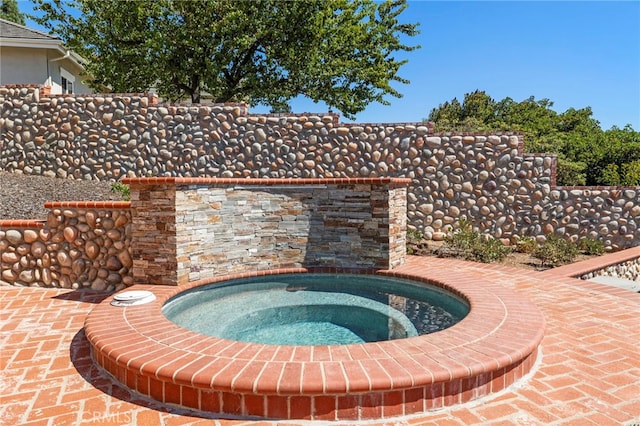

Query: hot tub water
[162,274,469,346]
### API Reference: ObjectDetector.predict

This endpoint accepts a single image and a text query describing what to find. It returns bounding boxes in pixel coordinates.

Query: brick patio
[1,252,639,425]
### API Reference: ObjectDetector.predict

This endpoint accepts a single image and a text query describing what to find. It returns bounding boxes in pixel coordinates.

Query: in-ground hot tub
[162,274,469,346]
[85,264,545,421]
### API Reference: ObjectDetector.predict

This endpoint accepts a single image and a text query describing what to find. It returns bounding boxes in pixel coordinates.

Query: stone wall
[580,257,640,282]
[128,177,408,286]
[0,176,407,290]
[1,85,639,249]
[0,221,46,286]
[0,203,132,291]
[542,187,639,247]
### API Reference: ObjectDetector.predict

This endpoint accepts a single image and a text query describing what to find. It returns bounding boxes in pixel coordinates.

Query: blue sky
[19,1,640,130]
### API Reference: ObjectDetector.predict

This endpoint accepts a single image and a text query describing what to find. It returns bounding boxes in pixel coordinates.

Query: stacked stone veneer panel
[0,203,131,290]
[127,177,409,286]
[1,85,639,249]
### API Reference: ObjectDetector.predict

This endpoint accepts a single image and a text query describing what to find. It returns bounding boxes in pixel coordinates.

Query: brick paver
[1,254,639,425]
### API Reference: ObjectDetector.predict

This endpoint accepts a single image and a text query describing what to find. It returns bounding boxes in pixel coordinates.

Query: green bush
[514,236,537,254]
[532,234,579,267]
[443,220,511,263]
[578,238,605,255]
[472,237,512,263]
[406,228,423,243]
[406,228,425,255]
[444,220,477,253]
[110,182,131,201]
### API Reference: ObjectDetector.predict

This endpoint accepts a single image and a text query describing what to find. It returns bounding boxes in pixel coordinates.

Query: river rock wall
[0,177,408,289]
[0,205,132,291]
[1,85,639,250]
[580,257,640,282]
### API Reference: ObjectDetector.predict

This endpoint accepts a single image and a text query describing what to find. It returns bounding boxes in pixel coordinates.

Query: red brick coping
[539,246,640,279]
[122,177,413,186]
[43,201,132,209]
[0,220,46,229]
[85,261,544,421]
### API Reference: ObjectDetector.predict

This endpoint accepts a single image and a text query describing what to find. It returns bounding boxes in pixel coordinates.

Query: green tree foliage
[590,125,640,185]
[427,91,640,186]
[621,160,640,186]
[0,0,26,25]
[32,0,419,118]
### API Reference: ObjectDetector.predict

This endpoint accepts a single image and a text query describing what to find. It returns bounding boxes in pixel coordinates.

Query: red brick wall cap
[0,220,46,229]
[122,177,413,186]
[43,201,132,209]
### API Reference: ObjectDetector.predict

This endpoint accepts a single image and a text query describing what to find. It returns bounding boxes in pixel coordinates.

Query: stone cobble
[0,207,132,291]
[580,257,640,282]
[1,85,639,250]
[1,178,406,289]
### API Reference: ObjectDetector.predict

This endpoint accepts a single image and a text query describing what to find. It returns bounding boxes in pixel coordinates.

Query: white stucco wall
[47,57,93,94]
[0,46,49,85]
[0,46,92,94]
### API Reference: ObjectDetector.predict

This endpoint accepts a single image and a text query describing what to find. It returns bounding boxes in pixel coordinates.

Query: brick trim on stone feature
[0,220,46,229]
[43,201,132,209]
[122,177,413,186]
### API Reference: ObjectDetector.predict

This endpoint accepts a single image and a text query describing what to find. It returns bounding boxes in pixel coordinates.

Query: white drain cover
[111,290,156,307]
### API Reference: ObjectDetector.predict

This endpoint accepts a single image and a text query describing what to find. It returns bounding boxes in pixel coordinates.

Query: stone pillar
[388,183,408,269]
[126,178,178,285]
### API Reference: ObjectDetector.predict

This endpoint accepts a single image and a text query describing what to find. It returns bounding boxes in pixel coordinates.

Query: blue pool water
[162,274,469,346]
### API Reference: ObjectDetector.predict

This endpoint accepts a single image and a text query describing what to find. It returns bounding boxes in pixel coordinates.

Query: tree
[32,0,419,118]
[427,91,640,186]
[427,97,463,130]
[0,0,26,25]
[594,125,640,185]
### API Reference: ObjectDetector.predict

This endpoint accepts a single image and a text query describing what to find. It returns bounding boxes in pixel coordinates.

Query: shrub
[444,220,477,254]
[110,182,131,201]
[578,238,605,255]
[406,228,423,255]
[514,236,537,254]
[532,234,579,268]
[442,220,511,263]
[406,228,423,243]
[472,237,512,263]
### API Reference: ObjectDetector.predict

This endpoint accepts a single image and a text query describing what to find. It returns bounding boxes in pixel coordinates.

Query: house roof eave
[0,38,87,69]
[0,37,62,50]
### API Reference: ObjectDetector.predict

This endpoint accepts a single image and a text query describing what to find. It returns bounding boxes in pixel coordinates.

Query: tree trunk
[191,89,200,104]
